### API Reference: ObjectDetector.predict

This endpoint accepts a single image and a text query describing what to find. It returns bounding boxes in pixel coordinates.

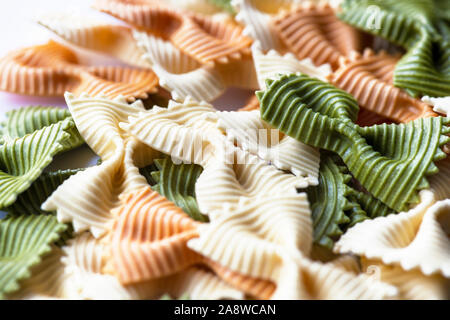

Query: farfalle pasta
[0,41,159,101]
[94,0,252,65]
[339,0,450,97]
[107,185,278,299]
[42,93,159,237]
[0,108,83,210]
[328,49,437,123]
[37,14,150,68]
[0,0,449,301]
[335,191,450,277]
[258,73,449,211]
[272,3,365,70]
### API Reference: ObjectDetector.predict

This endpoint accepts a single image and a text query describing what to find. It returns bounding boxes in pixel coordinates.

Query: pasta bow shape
[38,10,258,102]
[258,73,450,212]
[9,232,243,300]
[338,0,450,97]
[37,14,150,68]
[232,1,363,70]
[335,190,450,279]
[271,2,366,70]
[360,258,449,300]
[305,153,394,250]
[42,93,159,238]
[0,41,158,102]
[108,185,275,299]
[120,95,397,299]
[232,0,345,53]
[328,49,437,123]
[133,30,258,102]
[0,107,83,210]
[94,0,252,65]
[0,215,67,299]
[188,148,397,299]
[250,45,412,128]
[121,97,319,184]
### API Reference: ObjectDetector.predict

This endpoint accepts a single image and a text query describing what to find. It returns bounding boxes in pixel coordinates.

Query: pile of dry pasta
[0,0,449,300]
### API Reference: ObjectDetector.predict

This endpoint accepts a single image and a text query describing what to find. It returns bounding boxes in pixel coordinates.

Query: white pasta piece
[335,191,450,278]
[37,13,149,68]
[422,96,450,117]
[122,98,223,166]
[361,259,449,300]
[134,30,226,102]
[232,0,284,51]
[124,97,319,182]
[284,259,398,300]
[188,192,397,299]
[252,45,332,88]
[232,0,341,52]
[195,148,310,215]
[188,194,312,278]
[213,109,319,183]
[11,233,242,300]
[42,93,158,237]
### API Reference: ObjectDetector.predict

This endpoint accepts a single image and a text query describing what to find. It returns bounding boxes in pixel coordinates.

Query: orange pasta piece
[271,3,364,70]
[109,186,275,299]
[110,186,201,283]
[0,41,158,101]
[94,0,252,65]
[209,262,276,299]
[328,49,437,123]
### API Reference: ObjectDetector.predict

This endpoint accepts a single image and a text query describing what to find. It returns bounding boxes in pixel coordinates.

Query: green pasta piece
[306,153,394,249]
[5,169,81,216]
[139,163,158,186]
[0,107,71,142]
[0,106,84,149]
[338,0,450,97]
[347,189,393,220]
[206,0,235,14]
[148,158,208,222]
[258,74,450,212]
[0,119,83,209]
[306,154,354,249]
[0,214,66,298]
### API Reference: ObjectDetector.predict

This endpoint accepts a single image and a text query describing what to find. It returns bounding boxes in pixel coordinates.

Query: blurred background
[0,0,251,119]
[0,0,99,117]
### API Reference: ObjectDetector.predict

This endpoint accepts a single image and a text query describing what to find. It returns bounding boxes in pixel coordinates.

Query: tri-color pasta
[0,0,449,300]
